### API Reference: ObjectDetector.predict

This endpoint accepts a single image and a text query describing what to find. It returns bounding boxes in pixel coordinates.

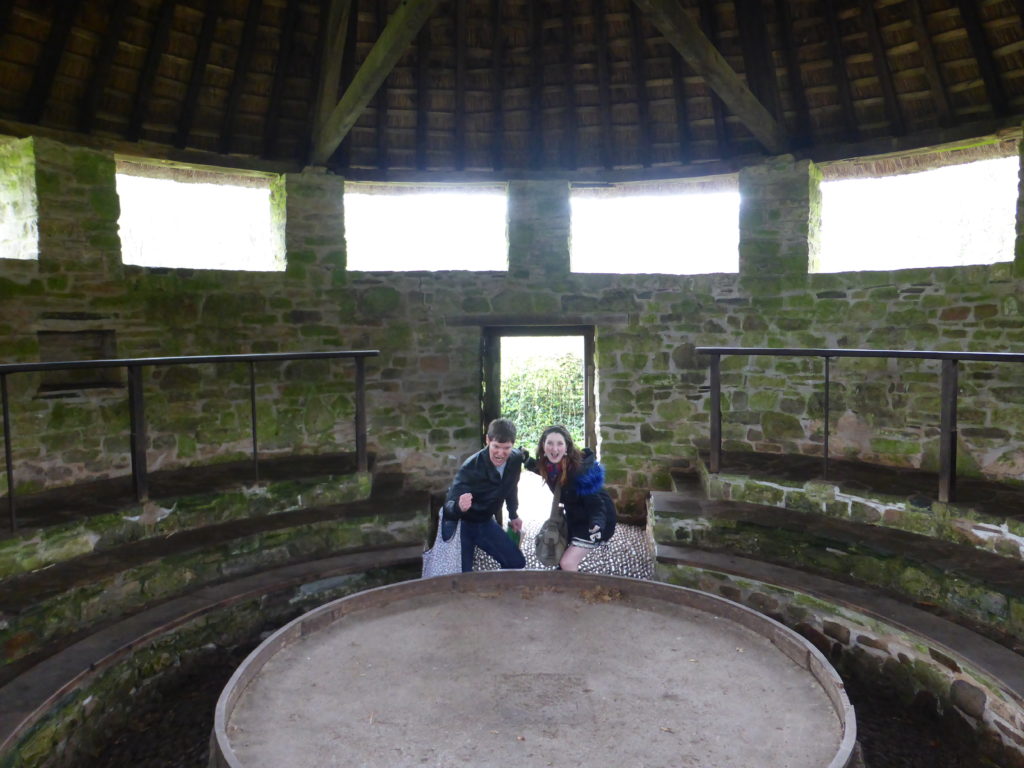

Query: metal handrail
[696,346,1024,503]
[1,350,379,532]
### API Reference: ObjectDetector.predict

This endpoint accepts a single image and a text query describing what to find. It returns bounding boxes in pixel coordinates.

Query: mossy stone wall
[1,139,1023,514]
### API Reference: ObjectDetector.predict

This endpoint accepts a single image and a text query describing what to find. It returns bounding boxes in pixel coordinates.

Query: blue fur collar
[576,461,605,496]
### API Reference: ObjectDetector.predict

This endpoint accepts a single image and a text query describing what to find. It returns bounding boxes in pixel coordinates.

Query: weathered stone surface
[950,679,987,719]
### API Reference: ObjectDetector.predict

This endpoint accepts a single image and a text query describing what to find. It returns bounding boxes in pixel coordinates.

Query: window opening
[344,182,508,271]
[816,155,1017,273]
[570,179,740,275]
[116,160,283,271]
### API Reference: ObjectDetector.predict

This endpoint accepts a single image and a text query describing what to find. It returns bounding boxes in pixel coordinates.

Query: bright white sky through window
[117,172,281,271]
[344,188,507,271]
[818,156,1018,273]
[570,190,740,274]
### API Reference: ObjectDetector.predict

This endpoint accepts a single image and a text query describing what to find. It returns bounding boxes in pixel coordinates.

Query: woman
[528,425,616,572]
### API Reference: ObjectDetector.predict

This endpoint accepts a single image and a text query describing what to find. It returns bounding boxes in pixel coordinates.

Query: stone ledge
[0,546,422,767]
[0,491,429,669]
[693,452,1024,562]
[656,546,1024,768]
[651,486,1024,646]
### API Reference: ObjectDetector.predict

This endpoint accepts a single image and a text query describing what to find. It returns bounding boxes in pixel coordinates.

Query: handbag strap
[548,484,563,522]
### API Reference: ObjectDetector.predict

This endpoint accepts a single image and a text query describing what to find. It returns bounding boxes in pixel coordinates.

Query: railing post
[2,373,15,532]
[709,354,721,473]
[355,356,368,472]
[938,358,958,503]
[823,356,830,480]
[249,361,260,483]
[128,365,149,502]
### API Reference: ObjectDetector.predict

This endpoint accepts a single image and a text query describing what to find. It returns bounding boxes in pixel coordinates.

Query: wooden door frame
[480,325,597,452]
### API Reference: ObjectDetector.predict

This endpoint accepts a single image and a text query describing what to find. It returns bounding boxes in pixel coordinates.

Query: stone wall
[1,137,1023,514]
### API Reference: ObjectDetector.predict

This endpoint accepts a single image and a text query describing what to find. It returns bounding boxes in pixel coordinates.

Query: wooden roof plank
[822,0,859,141]
[415,19,428,170]
[455,0,467,170]
[221,0,265,154]
[175,0,223,149]
[126,0,177,142]
[628,0,653,167]
[561,0,578,169]
[633,0,788,154]
[859,0,905,135]
[595,0,614,168]
[313,0,440,166]
[78,0,130,134]
[904,0,952,127]
[492,0,505,171]
[334,0,360,169]
[955,0,1008,116]
[775,0,812,144]
[22,0,83,124]
[529,0,544,169]
[697,0,731,156]
[262,0,301,158]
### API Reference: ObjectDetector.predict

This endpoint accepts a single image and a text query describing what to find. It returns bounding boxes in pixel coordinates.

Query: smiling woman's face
[543,432,567,463]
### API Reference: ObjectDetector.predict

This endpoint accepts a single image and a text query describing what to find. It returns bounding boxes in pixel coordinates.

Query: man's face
[486,438,514,467]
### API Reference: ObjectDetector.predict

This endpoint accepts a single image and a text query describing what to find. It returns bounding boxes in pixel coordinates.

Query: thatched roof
[1,0,1022,181]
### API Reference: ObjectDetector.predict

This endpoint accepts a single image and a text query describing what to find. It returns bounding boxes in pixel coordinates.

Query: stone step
[0,489,429,672]
[685,452,1024,563]
[0,452,374,579]
[0,545,422,764]
[650,481,1024,648]
[654,545,1024,765]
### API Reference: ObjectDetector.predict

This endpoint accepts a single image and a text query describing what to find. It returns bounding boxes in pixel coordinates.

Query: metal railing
[1,350,379,532]
[697,347,1024,503]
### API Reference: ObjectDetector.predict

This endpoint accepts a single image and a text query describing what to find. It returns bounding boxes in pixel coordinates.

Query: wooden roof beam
[632,0,788,154]
[905,0,952,127]
[312,0,442,166]
[263,0,301,158]
[22,0,82,124]
[126,0,176,142]
[312,0,354,159]
[220,0,264,154]
[175,0,222,148]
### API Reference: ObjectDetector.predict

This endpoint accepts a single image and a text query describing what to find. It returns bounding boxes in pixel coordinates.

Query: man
[443,418,527,572]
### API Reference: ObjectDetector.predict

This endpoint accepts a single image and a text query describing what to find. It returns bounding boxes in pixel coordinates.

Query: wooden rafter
[263,0,301,158]
[127,0,176,142]
[336,0,360,168]
[905,0,952,127]
[220,0,264,154]
[774,0,811,145]
[312,0,441,166]
[669,41,691,163]
[594,0,613,168]
[956,0,1008,116]
[529,0,544,168]
[491,0,505,170]
[415,21,429,169]
[374,0,390,169]
[78,0,130,133]
[859,0,904,135]
[696,0,729,155]
[0,0,15,38]
[633,0,788,154]
[454,0,467,170]
[175,0,222,148]
[22,0,82,124]
[560,0,577,169]
[735,0,782,120]
[628,0,652,167]
[822,0,858,141]
[312,0,353,157]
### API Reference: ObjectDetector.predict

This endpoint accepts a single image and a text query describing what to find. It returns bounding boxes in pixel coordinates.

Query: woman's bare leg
[559,544,588,572]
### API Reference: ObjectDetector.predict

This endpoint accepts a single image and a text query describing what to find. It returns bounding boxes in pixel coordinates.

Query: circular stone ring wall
[212,572,857,768]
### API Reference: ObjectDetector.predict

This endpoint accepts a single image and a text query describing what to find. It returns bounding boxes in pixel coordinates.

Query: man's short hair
[486,418,516,443]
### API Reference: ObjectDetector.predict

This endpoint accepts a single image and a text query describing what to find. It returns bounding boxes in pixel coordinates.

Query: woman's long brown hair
[536,425,581,488]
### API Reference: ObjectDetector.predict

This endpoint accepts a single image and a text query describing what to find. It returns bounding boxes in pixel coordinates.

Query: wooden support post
[128,365,149,502]
[355,357,368,472]
[938,358,958,503]
[709,354,721,473]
